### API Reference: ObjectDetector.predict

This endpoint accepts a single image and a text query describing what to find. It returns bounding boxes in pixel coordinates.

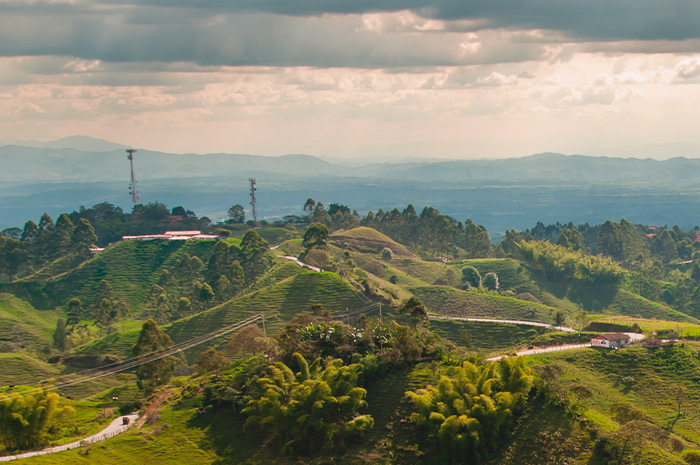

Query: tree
[92,280,115,318]
[461,266,481,288]
[20,220,39,265]
[227,204,245,223]
[132,319,176,393]
[651,229,679,264]
[66,298,83,329]
[196,348,230,374]
[483,272,499,290]
[381,247,394,261]
[554,310,566,326]
[176,297,192,319]
[303,197,316,214]
[193,281,214,311]
[0,388,74,450]
[114,299,130,332]
[53,213,74,257]
[302,222,330,251]
[37,212,55,261]
[598,220,623,260]
[96,298,116,336]
[399,297,428,327]
[227,325,267,356]
[242,356,371,454]
[52,318,67,351]
[71,218,97,257]
[1,237,27,282]
[670,383,687,416]
[240,230,270,284]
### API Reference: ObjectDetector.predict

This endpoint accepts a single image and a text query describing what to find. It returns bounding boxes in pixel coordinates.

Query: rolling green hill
[412,285,558,322]
[73,271,367,362]
[166,271,366,355]
[0,293,60,352]
[331,227,413,257]
[2,240,219,310]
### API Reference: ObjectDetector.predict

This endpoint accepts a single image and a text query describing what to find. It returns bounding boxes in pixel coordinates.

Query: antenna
[249,177,257,226]
[126,149,139,208]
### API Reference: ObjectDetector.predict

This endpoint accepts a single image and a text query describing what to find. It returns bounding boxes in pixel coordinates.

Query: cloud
[675,58,700,81]
[3,1,700,71]
[82,0,700,43]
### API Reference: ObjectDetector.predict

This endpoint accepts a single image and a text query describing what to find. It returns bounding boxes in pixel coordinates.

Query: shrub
[381,247,394,261]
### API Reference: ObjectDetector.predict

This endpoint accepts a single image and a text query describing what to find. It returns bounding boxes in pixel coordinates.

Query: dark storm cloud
[95,0,700,41]
[2,0,700,70]
[0,5,549,68]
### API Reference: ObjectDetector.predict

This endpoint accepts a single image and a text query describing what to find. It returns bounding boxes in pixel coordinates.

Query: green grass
[448,258,531,290]
[589,315,700,335]
[166,272,366,359]
[429,319,548,352]
[67,271,369,362]
[484,396,595,465]
[272,238,304,257]
[230,226,300,245]
[0,353,60,385]
[1,240,219,311]
[388,257,448,284]
[528,344,700,446]
[331,227,413,257]
[246,261,305,293]
[412,285,558,322]
[0,292,61,351]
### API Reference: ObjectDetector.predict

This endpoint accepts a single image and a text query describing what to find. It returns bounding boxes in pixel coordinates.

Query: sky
[3,1,700,159]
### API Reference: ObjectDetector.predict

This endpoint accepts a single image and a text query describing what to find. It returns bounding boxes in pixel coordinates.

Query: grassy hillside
[167,272,367,346]
[0,353,60,385]
[429,318,548,352]
[1,240,219,310]
[531,344,700,451]
[448,258,531,290]
[412,286,558,322]
[331,227,413,257]
[74,271,368,362]
[0,292,60,352]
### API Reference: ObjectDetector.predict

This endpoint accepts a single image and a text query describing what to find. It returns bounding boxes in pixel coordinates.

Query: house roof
[598,332,630,341]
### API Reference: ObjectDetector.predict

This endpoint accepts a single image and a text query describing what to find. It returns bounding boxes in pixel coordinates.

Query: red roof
[598,332,630,341]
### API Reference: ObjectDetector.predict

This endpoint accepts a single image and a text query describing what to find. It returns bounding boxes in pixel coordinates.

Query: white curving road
[0,413,139,462]
[279,255,322,272]
[429,314,577,332]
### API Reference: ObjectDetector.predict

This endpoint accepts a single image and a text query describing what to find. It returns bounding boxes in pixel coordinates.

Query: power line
[1,314,262,402]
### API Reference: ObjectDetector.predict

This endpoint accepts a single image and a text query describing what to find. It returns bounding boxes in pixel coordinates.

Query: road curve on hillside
[279,255,322,272]
[429,315,577,332]
[0,413,139,462]
[485,343,592,361]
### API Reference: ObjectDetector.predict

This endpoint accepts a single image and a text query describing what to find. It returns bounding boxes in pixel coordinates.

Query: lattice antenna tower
[249,177,258,226]
[126,149,139,208]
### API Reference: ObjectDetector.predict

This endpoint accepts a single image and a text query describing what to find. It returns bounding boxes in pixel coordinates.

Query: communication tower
[126,149,139,207]
[249,177,258,226]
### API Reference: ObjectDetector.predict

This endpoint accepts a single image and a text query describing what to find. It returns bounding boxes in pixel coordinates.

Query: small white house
[591,332,631,349]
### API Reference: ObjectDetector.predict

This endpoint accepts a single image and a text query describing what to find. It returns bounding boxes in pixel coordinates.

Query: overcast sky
[3,0,700,159]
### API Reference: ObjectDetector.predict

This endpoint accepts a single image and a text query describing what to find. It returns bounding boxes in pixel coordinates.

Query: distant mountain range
[2,138,700,185]
[2,137,700,233]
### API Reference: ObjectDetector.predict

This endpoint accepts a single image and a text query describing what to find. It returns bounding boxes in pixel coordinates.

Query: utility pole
[249,177,257,226]
[126,149,139,208]
[262,312,266,337]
